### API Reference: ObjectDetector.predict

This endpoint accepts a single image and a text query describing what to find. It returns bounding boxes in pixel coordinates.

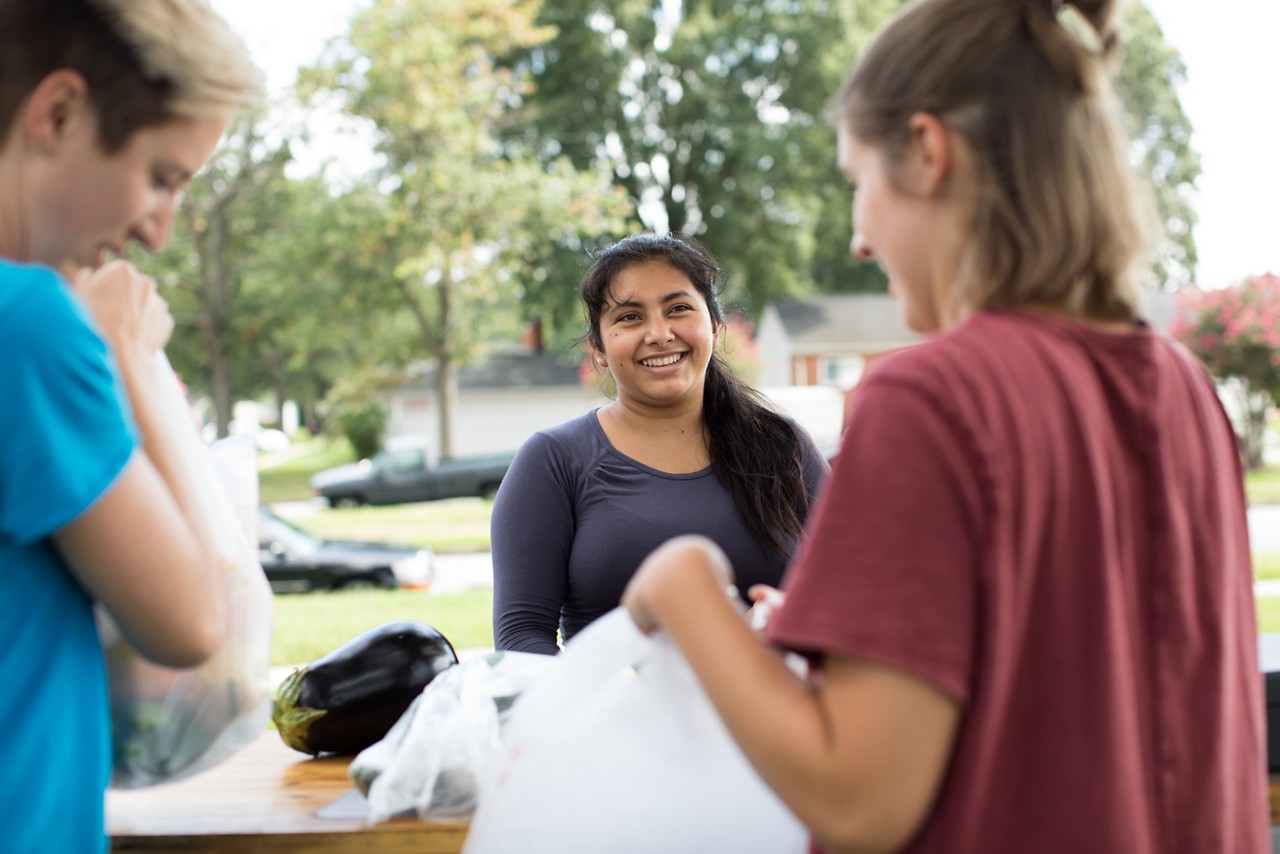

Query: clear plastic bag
[350,650,556,823]
[462,609,808,854]
[96,352,274,788]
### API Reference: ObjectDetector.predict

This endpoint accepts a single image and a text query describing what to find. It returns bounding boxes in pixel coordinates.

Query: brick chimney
[522,317,544,354]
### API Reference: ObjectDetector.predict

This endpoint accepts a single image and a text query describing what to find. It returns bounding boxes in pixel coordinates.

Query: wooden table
[106,730,469,853]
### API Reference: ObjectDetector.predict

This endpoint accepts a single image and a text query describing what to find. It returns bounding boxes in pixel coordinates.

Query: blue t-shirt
[0,260,137,854]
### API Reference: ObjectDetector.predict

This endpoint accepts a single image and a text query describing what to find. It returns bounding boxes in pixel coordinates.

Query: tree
[507,0,1201,315]
[137,114,295,436]
[1171,273,1280,469]
[142,112,407,439]
[301,0,630,457]
[1116,2,1202,288]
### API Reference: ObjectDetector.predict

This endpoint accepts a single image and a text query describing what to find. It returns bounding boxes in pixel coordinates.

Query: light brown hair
[835,0,1156,323]
[0,0,262,153]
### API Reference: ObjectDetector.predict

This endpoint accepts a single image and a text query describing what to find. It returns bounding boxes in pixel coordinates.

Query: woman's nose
[645,317,674,343]
[850,231,874,261]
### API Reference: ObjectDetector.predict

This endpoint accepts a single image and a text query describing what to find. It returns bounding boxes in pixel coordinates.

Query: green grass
[258,437,356,505]
[294,499,494,554]
[1254,552,1280,581]
[259,436,495,552]
[1246,465,1280,506]
[272,587,494,666]
[1258,597,1280,633]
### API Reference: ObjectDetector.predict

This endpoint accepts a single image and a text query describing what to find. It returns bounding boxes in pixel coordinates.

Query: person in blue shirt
[0,2,262,851]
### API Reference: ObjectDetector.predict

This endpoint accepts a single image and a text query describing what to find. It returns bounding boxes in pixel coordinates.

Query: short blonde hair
[836,0,1157,323]
[0,0,263,152]
[87,0,263,120]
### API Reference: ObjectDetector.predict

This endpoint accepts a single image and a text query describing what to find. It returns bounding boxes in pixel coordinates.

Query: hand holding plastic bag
[96,352,274,788]
[351,650,556,823]
[463,609,808,854]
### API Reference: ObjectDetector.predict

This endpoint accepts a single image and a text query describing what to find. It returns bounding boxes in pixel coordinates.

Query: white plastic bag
[463,609,808,854]
[96,353,274,788]
[351,650,556,823]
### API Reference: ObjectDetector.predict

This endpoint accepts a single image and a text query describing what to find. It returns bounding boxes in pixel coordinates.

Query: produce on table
[272,620,458,755]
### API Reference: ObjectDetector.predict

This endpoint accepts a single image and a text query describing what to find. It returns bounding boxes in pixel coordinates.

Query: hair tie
[1056,3,1105,54]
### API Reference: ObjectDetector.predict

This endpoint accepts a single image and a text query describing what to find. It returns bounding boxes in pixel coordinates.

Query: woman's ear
[905,112,953,196]
[24,69,92,155]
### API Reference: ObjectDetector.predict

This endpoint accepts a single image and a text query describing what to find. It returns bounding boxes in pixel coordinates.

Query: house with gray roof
[756,290,1181,391]
[387,324,608,457]
[756,294,920,389]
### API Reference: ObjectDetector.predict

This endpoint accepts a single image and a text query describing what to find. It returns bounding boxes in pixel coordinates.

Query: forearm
[115,348,219,567]
[638,540,952,853]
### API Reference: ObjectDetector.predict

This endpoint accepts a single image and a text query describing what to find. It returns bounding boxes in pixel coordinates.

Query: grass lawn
[258,438,356,505]
[1256,552,1280,581]
[272,586,494,666]
[292,499,494,554]
[1258,597,1280,634]
[262,437,1280,665]
[1246,465,1280,506]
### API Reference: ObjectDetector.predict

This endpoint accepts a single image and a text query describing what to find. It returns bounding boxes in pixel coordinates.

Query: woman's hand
[746,585,786,632]
[71,260,174,362]
[623,535,737,635]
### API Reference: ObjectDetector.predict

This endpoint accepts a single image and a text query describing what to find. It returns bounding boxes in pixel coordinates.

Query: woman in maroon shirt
[622,1,1269,852]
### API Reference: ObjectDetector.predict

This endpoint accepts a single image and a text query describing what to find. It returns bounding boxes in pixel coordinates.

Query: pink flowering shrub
[1171,273,1280,468]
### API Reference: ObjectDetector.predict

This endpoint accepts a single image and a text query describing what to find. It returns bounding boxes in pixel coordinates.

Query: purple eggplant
[273,620,458,755]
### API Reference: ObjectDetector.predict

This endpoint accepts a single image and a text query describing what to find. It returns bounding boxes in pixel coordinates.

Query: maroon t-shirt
[769,309,1267,854]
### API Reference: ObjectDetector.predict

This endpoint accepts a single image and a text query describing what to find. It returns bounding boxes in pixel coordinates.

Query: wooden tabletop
[107,729,468,853]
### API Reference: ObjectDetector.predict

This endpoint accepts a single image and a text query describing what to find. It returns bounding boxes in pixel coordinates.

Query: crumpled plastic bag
[351,650,556,823]
[96,352,274,788]
[462,608,808,854]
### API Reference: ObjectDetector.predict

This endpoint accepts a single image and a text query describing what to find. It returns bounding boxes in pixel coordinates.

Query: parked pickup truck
[310,440,513,507]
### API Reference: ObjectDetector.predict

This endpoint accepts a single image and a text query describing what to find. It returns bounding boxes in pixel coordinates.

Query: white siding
[388,386,609,458]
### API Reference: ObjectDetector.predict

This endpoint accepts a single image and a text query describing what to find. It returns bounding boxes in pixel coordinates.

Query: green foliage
[331,398,387,461]
[1172,274,1280,468]
[506,0,1199,316]
[272,587,494,665]
[1115,3,1201,287]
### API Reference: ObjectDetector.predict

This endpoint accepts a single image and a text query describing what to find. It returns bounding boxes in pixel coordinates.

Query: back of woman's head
[837,0,1155,322]
[0,0,262,153]
[580,233,726,350]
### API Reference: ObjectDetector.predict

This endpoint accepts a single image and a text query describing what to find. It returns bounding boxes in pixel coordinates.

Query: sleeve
[0,273,137,544]
[768,377,984,702]
[490,429,578,655]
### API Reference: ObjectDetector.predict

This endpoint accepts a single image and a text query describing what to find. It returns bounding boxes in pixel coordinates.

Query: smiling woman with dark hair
[490,233,829,655]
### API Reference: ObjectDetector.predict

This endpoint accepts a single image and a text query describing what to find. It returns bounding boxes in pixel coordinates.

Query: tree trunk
[436,266,455,459]
[1244,391,1268,471]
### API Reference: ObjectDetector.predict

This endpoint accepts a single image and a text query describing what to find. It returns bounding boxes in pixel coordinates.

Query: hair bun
[1023,0,1119,95]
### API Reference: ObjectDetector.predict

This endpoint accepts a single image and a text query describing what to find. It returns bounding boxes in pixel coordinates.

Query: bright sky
[212,0,1280,290]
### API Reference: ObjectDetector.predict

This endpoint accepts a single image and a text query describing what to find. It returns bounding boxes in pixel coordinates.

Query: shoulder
[520,411,600,454]
[510,411,607,476]
[0,261,91,340]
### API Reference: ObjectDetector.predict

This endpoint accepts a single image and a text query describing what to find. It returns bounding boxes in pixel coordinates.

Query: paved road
[432,551,493,593]
[1251,504,1280,553]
